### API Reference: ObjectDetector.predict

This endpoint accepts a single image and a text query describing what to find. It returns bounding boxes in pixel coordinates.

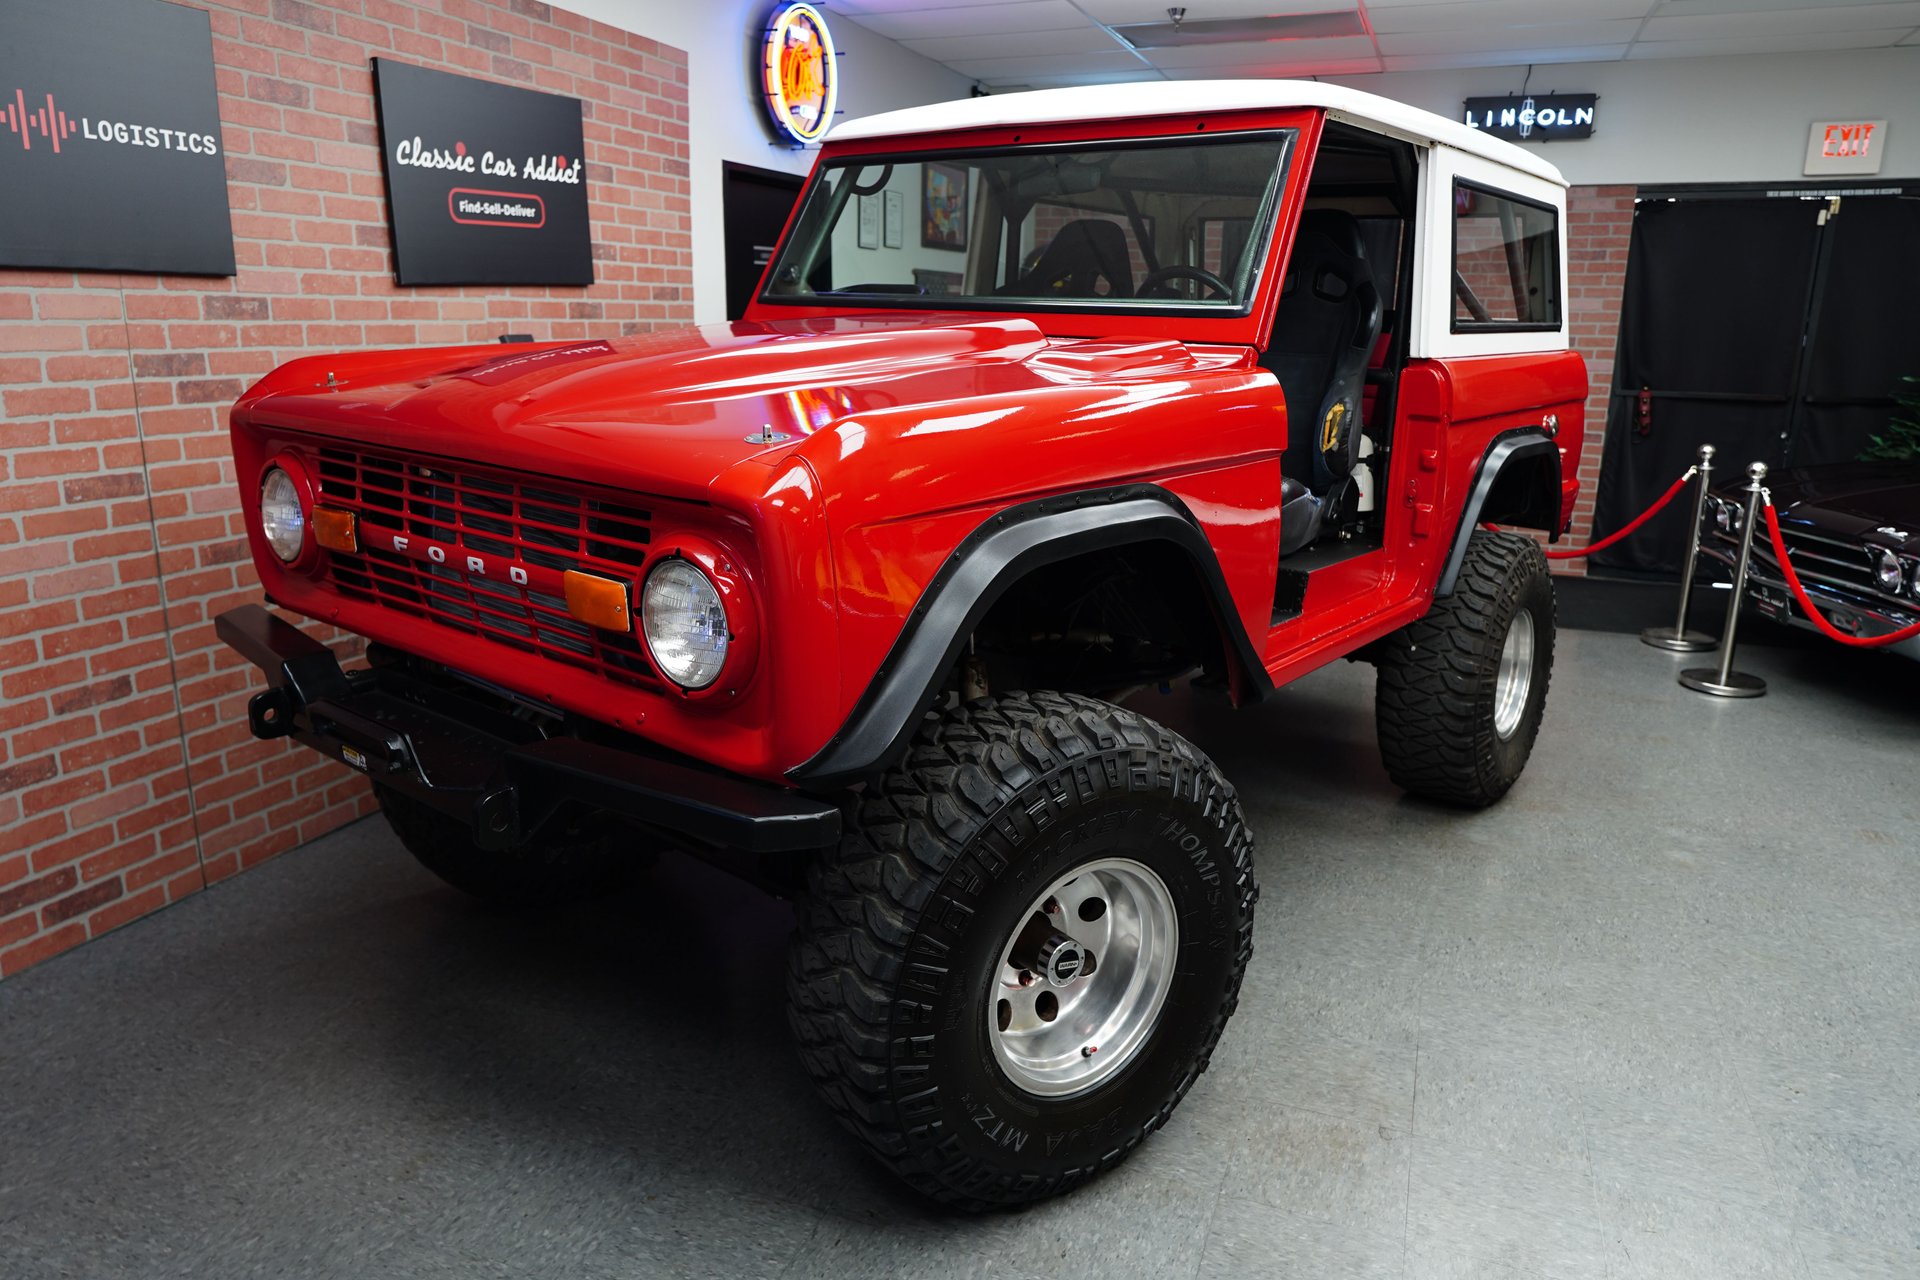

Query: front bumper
[1698,543,1920,660]
[215,605,843,852]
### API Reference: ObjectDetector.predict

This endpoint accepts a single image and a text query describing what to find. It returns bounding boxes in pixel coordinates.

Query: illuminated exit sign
[1804,120,1886,176]
[1463,94,1596,142]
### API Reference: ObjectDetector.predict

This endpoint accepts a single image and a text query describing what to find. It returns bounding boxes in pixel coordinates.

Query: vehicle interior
[763,134,1290,309]
[1265,124,1419,619]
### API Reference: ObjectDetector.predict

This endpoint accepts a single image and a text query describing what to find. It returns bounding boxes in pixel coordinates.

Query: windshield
[762,132,1295,313]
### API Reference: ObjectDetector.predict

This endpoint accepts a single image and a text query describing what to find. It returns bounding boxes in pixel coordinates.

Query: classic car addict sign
[0,0,233,275]
[372,59,592,287]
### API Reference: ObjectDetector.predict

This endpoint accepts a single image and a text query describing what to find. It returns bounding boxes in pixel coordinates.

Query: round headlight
[1712,500,1734,533]
[641,560,729,689]
[259,466,306,563]
[1909,559,1920,597]
[1874,548,1902,593]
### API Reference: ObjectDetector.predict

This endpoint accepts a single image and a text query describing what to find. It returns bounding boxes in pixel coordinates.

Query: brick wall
[0,0,691,978]
[1558,184,1636,579]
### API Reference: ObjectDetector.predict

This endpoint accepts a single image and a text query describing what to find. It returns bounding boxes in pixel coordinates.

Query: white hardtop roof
[829,80,1566,188]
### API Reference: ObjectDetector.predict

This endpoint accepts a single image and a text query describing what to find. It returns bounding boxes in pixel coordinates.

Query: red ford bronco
[217,81,1586,1209]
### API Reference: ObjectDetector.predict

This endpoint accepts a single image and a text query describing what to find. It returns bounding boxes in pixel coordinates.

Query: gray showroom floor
[2,624,1917,1280]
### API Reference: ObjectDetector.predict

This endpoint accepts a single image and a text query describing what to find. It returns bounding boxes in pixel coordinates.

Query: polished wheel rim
[987,858,1178,1098]
[1493,607,1536,740]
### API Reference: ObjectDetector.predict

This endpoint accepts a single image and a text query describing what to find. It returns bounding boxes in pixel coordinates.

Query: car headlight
[259,466,307,563]
[1712,499,1737,533]
[1873,548,1901,593]
[641,559,728,688]
[1909,558,1920,597]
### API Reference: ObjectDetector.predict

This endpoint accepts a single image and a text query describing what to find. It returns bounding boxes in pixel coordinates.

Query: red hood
[235,315,1206,500]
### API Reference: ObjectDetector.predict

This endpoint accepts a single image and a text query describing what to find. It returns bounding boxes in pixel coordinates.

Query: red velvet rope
[1485,466,1697,560]
[1760,504,1920,649]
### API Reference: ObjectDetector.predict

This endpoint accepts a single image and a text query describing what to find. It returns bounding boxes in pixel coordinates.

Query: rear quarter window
[1451,181,1561,332]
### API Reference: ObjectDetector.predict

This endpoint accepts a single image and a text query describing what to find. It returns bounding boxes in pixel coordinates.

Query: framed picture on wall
[922,162,968,251]
[857,193,879,249]
[883,189,904,248]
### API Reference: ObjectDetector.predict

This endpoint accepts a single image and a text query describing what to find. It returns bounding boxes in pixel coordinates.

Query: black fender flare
[1436,429,1562,598]
[788,485,1271,789]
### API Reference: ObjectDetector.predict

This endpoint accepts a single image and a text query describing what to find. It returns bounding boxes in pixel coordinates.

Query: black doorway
[1591,189,1920,575]
[723,163,804,321]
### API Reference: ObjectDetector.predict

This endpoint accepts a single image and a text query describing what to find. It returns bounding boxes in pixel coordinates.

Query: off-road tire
[786,691,1257,1210]
[1375,529,1555,808]
[374,785,638,908]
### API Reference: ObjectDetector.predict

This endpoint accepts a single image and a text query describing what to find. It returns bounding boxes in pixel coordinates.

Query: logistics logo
[4,90,74,152]
[3,86,218,158]
[762,3,837,145]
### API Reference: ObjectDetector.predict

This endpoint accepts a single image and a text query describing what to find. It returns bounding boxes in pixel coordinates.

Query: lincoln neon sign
[1464,94,1597,143]
[762,3,838,145]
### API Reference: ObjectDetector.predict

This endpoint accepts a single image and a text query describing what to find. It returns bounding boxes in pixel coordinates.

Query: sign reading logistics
[0,0,233,275]
[372,59,592,287]
[1464,95,1597,143]
[1804,120,1887,177]
[762,3,838,145]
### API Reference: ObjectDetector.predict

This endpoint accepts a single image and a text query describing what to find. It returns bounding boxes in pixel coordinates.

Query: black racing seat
[1017,218,1134,299]
[1265,209,1384,557]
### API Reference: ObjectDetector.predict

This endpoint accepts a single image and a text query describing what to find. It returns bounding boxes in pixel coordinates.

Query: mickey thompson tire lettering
[1374,529,1557,808]
[785,690,1257,1210]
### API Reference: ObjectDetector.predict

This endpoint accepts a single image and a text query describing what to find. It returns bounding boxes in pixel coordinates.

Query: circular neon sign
[762,3,838,145]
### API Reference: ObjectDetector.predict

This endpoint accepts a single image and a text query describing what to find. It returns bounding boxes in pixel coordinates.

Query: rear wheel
[786,691,1257,1210]
[1375,529,1555,808]
[374,784,638,908]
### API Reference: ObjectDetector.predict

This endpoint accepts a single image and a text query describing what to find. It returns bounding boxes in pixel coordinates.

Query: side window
[1451,181,1559,330]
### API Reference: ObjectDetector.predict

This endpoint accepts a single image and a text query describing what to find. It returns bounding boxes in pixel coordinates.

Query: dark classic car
[1702,462,1920,659]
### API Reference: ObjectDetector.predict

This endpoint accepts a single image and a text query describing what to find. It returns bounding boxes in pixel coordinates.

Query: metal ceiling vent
[1114,7,1367,49]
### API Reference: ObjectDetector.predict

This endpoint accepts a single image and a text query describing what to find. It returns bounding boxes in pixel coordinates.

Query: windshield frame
[755,126,1300,325]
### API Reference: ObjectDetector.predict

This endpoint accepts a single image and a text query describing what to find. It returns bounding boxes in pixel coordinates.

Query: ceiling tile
[1647,0,1917,13]
[1143,34,1378,67]
[1380,45,1630,70]
[831,0,1082,14]
[1372,0,1656,33]
[831,1,1095,40]
[1641,2,1920,38]
[1077,0,1358,22]
[947,49,1151,79]
[1379,19,1644,54]
[903,27,1124,60]
[1627,27,1908,55]
[1158,56,1385,77]
[982,69,1169,89]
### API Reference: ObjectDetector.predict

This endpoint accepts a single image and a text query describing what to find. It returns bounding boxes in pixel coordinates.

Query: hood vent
[1113,11,1367,49]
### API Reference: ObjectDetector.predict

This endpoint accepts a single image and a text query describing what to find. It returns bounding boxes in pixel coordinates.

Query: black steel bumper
[214,605,843,853]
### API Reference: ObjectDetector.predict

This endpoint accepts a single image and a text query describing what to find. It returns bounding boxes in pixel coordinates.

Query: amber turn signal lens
[563,569,631,633]
[311,506,358,554]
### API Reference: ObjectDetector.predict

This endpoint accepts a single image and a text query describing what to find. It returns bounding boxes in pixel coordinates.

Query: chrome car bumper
[1698,543,1920,660]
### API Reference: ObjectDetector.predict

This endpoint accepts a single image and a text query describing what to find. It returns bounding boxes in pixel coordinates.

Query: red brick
[86,882,171,936]
[0,867,77,919]
[0,922,88,977]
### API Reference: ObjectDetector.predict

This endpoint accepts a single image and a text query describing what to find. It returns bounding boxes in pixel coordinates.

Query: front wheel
[1374,529,1556,808]
[786,691,1257,1210]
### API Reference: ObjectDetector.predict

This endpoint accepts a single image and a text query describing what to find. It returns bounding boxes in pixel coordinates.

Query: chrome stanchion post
[1641,443,1718,652]
[1680,460,1768,698]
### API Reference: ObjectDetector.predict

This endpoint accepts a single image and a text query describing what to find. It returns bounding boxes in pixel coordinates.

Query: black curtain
[1591,198,1821,575]
[1792,197,1920,467]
